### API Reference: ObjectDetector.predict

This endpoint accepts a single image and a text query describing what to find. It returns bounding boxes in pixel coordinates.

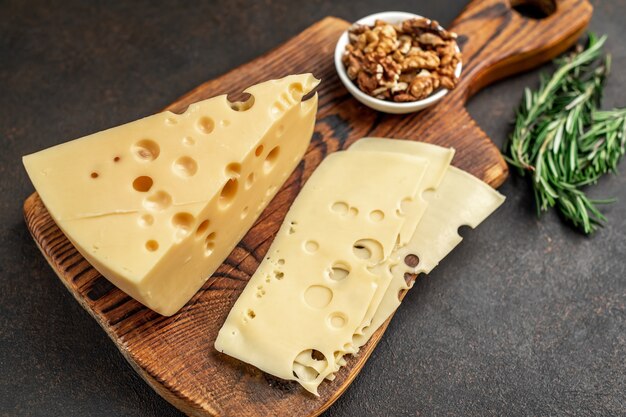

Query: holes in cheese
[245,172,255,189]
[328,263,350,281]
[143,190,172,211]
[404,254,420,268]
[328,312,348,328]
[227,92,255,111]
[264,146,280,173]
[215,150,431,395]
[218,178,239,208]
[171,212,194,242]
[352,239,384,264]
[22,74,320,316]
[172,156,198,177]
[331,201,349,214]
[396,196,413,217]
[195,219,209,236]
[216,138,506,394]
[204,231,217,256]
[344,138,506,363]
[132,139,160,162]
[293,350,328,382]
[303,240,319,253]
[132,176,153,192]
[289,82,304,100]
[226,162,241,177]
[369,209,384,222]
[349,137,455,245]
[196,116,215,134]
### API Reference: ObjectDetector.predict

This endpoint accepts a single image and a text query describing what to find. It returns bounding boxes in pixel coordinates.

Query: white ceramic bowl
[334,11,462,114]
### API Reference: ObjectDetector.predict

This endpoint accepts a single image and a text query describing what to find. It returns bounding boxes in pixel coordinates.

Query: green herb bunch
[504,34,626,234]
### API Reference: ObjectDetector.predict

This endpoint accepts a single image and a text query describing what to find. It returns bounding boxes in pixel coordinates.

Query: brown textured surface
[17,0,599,415]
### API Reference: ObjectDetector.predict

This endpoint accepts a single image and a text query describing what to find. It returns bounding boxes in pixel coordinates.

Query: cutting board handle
[449,0,593,99]
[414,0,593,186]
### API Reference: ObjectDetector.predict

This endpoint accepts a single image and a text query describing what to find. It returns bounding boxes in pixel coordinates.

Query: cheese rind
[23,74,319,316]
[215,150,430,394]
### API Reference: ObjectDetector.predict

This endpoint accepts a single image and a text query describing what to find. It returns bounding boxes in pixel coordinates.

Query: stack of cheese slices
[215,138,505,395]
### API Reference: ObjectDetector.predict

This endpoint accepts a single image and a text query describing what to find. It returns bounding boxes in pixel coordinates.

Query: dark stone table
[1,1,624,416]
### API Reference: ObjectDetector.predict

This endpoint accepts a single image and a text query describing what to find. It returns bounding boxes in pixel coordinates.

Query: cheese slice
[347,139,454,335]
[23,74,319,316]
[353,165,505,347]
[215,150,430,395]
[350,138,454,245]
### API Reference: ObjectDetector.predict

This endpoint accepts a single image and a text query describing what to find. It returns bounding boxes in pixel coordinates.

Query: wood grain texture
[23,1,591,416]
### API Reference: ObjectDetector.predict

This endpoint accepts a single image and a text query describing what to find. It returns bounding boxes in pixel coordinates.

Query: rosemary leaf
[503,34,626,234]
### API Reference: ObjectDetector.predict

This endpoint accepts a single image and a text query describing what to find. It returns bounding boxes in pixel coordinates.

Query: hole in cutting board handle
[510,0,557,19]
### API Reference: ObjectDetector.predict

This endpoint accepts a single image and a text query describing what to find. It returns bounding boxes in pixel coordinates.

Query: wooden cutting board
[23,0,591,415]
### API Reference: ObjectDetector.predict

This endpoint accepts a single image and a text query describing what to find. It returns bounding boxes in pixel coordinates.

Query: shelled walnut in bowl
[342,17,462,102]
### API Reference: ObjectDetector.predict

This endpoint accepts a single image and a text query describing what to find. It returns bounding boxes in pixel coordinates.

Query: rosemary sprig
[504,34,626,234]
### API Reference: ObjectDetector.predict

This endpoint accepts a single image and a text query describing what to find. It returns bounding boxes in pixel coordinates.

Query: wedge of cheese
[23,74,319,316]
[215,150,431,394]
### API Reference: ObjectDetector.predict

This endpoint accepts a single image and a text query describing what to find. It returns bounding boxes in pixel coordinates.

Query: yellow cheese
[347,138,454,335]
[349,138,454,245]
[353,165,505,347]
[23,74,319,316]
[215,150,430,395]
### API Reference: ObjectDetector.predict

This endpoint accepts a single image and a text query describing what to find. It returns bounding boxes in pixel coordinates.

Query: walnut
[357,71,378,94]
[348,23,368,35]
[391,81,409,93]
[371,86,389,96]
[398,35,412,54]
[393,93,416,102]
[401,18,457,41]
[438,63,458,77]
[409,71,435,100]
[418,33,445,47]
[430,72,441,90]
[403,48,440,70]
[363,21,398,55]
[363,30,379,53]
[437,42,460,66]
[343,16,461,102]
[401,17,438,34]
[439,75,457,90]
[343,47,364,80]
[399,72,416,83]
[379,56,401,82]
